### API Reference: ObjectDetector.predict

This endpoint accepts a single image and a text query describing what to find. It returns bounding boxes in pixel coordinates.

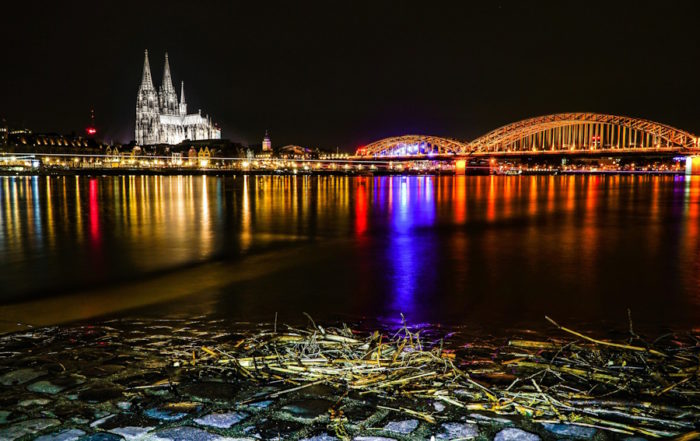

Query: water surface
[1,175,698,334]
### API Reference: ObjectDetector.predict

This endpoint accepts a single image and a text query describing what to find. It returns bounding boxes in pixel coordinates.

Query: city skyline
[2,1,700,151]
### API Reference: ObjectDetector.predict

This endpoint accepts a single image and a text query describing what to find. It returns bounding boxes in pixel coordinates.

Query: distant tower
[159,52,179,115]
[262,130,272,152]
[135,50,160,145]
[86,108,97,137]
[179,81,187,116]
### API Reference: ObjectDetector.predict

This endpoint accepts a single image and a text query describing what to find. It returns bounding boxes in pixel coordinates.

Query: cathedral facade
[135,50,221,145]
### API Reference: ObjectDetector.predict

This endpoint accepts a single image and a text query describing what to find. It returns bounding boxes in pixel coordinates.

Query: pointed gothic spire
[180,81,186,104]
[140,49,154,90]
[162,52,175,93]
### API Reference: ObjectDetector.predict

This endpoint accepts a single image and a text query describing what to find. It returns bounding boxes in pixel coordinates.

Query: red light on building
[86,127,97,136]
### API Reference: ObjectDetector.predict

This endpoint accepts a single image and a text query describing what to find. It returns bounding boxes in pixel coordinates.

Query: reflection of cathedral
[135,50,221,145]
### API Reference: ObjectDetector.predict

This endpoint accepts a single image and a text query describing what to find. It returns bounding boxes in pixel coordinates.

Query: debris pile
[176,315,700,438]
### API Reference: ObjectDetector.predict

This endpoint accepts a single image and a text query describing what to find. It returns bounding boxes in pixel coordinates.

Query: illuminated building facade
[262,130,272,152]
[135,50,221,145]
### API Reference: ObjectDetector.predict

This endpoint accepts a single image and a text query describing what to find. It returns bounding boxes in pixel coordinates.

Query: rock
[0,368,46,385]
[247,400,272,409]
[436,422,479,439]
[354,437,397,441]
[18,397,52,407]
[154,426,254,440]
[27,380,65,394]
[383,419,419,434]
[143,408,188,421]
[78,382,125,402]
[90,414,116,428]
[109,426,155,440]
[281,399,332,419]
[180,381,239,400]
[494,428,541,441]
[34,429,87,441]
[541,423,597,439]
[469,413,513,425]
[0,410,11,424]
[433,401,446,412]
[78,434,124,441]
[0,418,61,440]
[194,412,248,429]
[301,434,339,441]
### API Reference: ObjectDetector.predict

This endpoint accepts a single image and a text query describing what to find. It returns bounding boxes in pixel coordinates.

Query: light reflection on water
[0,174,699,332]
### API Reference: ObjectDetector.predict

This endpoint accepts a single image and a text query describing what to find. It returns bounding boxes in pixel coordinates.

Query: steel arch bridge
[354,113,699,157]
[356,135,468,157]
[468,113,698,154]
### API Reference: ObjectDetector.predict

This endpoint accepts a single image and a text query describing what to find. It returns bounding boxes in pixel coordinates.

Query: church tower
[179,81,187,116]
[262,130,272,152]
[159,53,179,115]
[135,50,160,145]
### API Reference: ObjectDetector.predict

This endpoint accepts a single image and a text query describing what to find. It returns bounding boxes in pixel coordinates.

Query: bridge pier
[686,156,700,175]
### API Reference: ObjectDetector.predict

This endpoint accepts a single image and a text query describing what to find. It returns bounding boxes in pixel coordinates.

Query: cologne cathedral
[135,50,221,145]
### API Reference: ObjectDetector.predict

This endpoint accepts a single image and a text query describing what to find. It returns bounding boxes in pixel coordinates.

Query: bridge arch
[467,113,698,154]
[356,135,468,157]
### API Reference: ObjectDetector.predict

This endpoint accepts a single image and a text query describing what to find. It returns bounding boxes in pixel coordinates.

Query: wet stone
[155,425,244,440]
[542,423,597,439]
[96,413,158,431]
[246,400,273,410]
[281,399,332,419]
[109,426,155,439]
[494,428,541,441]
[433,401,446,413]
[301,434,339,441]
[143,407,188,421]
[78,382,125,402]
[383,419,419,435]
[34,428,87,441]
[79,434,124,441]
[256,420,305,439]
[28,380,65,394]
[436,422,479,439]
[194,411,248,429]
[469,413,513,425]
[0,368,46,386]
[0,417,60,440]
[354,437,397,441]
[181,381,239,400]
[18,397,52,407]
[0,410,11,424]
[79,364,125,378]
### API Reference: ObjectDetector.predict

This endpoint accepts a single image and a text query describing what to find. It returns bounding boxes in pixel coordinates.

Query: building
[135,50,221,145]
[262,130,272,152]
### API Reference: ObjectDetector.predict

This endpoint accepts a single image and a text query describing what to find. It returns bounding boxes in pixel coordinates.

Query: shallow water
[1,174,698,334]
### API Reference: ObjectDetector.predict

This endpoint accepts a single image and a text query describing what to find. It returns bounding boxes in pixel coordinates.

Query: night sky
[2,1,700,151]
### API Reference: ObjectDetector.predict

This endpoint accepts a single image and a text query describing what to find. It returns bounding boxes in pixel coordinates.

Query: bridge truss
[356,135,468,157]
[468,113,698,154]
[355,113,699,158]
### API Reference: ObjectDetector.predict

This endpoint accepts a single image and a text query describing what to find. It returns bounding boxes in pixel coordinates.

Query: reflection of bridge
[355,113,699,158]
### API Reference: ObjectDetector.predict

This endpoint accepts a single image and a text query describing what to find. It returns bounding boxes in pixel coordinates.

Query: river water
[0,174,698,334]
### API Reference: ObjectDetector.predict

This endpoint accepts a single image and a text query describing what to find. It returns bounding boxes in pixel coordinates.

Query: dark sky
[2,1,700,151]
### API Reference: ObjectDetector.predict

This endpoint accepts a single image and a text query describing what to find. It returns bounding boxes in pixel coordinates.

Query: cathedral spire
[162,52,175,93]
[179,81,187,116]
[139,49,154,91]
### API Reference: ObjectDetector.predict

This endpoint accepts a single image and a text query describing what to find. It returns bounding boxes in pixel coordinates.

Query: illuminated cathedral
[135,50,221,145]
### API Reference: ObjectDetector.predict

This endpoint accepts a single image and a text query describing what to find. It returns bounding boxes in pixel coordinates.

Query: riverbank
[0,317,696,440]
[0,168,687,177]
